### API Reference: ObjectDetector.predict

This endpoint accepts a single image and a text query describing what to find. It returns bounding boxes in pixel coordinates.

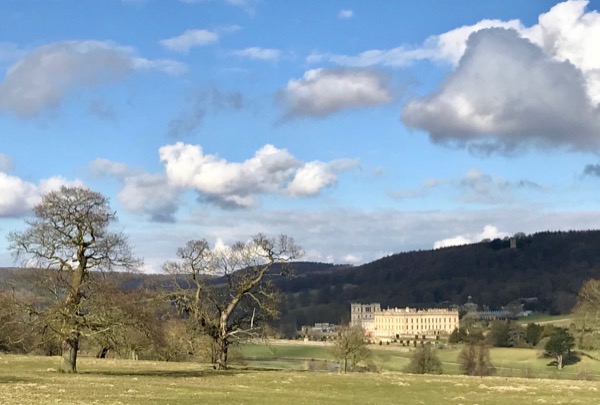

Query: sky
[2,0,600,272]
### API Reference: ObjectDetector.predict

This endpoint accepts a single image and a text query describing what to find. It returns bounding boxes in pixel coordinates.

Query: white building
[351,303,459,342]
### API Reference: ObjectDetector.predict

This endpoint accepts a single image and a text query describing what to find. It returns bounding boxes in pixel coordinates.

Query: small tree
[488,320,511,347]
[8,186,141,373]
[404,343,442,374]
[544,327,575,369]
[164,234,302,370]
[525,322,543,347]
[458,341,495,376]
[331,325,370,373]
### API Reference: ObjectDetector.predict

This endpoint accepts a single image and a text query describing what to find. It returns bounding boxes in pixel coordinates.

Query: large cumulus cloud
[402,28,600,153]
[159,142,357,209]
[93,143,357,220]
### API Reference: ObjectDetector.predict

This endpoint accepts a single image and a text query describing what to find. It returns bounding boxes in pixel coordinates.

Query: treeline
[4,230,600,340]
[274,230,600,334]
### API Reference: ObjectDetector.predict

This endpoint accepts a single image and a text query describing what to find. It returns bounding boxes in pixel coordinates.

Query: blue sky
[2,0,600,272]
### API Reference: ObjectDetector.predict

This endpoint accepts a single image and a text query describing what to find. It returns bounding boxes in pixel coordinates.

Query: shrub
[458,341,495,376]
[404,344,442,374]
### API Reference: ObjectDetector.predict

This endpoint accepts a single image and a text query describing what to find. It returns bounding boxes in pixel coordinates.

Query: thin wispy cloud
[233,47,280,61]
[160,29,219,52]
[338,9,353,19]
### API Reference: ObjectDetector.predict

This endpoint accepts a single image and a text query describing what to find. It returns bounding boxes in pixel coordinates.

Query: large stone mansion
[350,303,459,342]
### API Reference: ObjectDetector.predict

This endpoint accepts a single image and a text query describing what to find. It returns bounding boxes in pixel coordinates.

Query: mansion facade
[350,303,459,341]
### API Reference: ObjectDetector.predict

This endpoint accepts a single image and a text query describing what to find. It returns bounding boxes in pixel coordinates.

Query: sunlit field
[2,349,599,405]
[241,340,600,380]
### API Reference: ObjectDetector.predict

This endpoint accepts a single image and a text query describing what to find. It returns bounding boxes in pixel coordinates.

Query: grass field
[519,313,573,326]
[1,354,600,404]
[240,340,600,380]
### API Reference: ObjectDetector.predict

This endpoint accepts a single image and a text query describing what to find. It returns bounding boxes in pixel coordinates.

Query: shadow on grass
[82,368,242,379]
[546,352,582,368]
[0,376,39,384]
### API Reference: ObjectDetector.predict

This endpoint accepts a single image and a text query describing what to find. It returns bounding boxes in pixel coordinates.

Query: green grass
[1,354,600,404]
[519,313,573,326]
[241,341,600,380]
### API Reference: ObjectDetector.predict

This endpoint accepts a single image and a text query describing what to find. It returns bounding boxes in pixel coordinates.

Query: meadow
[2,342,600,405]
[241,340,600,380]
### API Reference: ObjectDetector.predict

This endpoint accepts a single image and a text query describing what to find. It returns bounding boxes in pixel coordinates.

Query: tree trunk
[557,354,563,369]
[216,338,228,370]
[96,346,110,358]
[216,310,231,370]
[59,337,79,373]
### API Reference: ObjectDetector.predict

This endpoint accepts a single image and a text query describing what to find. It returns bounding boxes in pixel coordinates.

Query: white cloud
[402,28,600,153]
[131,57,187,75]
[343,254,362,264]
[0,173,38,217]
[0,173,83,217]
[92,145,351,218]
[432,19,523,65]
[433,225,509,249]
[287,162,338,197]
[88,158,179,222]
[159,29,219,52]
[309,19,521,67]
[522,0,600,105]
[287,159,358,197]
[397,1,600,153]
[0,41,185,117]
[312,1,600,91]
[309,2,600,153]
[159,143,297,208]
[338,9,353,19]
[433,235,471,249]
[232,47,280,61]
[278,68,392,118]
[118,173,180,223]
[158,142,355,209]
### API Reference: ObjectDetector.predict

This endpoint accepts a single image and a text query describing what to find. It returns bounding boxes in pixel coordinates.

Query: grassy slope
[1,354,599,405]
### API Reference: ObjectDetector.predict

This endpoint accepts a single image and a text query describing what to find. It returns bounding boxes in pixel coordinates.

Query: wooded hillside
[274,230,600,335]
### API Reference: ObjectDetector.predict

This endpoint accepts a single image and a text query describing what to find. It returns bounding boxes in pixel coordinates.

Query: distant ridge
[274,230,600,331]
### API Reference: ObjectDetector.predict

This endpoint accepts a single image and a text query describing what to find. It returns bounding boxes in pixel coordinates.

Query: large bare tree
[164,234,302,369]
[8,186,141,372]
[573,278,600,349]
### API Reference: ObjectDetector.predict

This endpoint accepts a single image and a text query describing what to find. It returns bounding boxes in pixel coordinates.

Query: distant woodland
[272,230,600,336]
[3,230,600,338]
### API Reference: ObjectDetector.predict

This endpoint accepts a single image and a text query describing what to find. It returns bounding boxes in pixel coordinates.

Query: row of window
[377,324,454,331]
[376,317,457,324]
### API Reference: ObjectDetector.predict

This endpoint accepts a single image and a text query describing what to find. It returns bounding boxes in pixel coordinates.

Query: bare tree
[164,234,302,370]
[573,278,600,349]
[404,343,443,374]
[8,186,141,373]
[330,325,370,373]
[458,341,495,376]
